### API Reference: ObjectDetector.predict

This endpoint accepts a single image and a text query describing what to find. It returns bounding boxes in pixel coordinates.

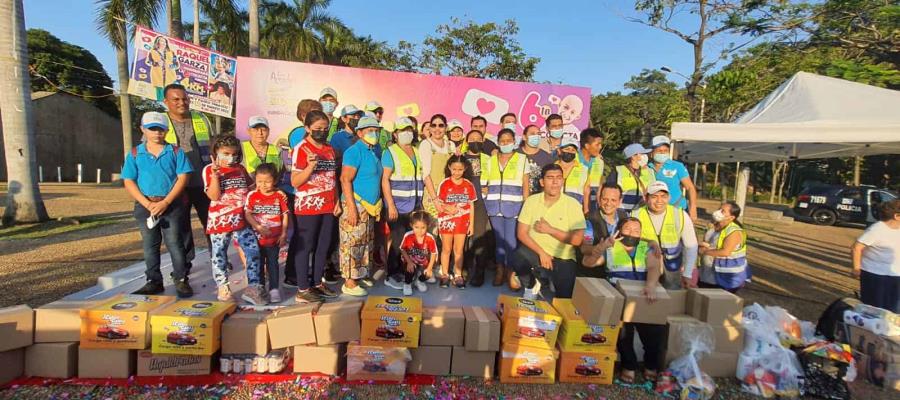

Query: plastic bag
[765,306,805,347]
[736,345,804,398]
[668,323,716,399]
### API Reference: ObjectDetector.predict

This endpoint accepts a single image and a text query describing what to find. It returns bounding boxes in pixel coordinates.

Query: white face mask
[397,130,414,146]
[637,154,649,167]
[217,153,235,165]
[712,209,727,222]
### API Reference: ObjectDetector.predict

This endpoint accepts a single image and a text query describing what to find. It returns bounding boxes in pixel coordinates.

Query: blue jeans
[134,200,188,284]
[489,216,518,266]
[211,227,261,287]
[260,245,280,292]
[293,214,336,290]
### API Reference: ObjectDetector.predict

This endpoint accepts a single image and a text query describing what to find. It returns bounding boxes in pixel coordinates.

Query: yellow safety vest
[386,144,424,214]
[633,205,684,272]
[616,165,655,211]
[558,161,587,205]
[165,112,212,163]
[482,152,526,217]
[606,240,650,281]
[241,141,283,174]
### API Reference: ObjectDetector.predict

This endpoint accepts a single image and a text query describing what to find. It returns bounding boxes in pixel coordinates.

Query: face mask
[310,129,328,143]
[499,143,516,154]
[653,153,670,164]
[526,135,541,148]
[549,129,564,139]
[348,118,359,130]
[397,130,414,146]
[321,101,336,114]
[712,209,727,223]
[467,142,483,154]
[217,153,234,165]
[363,131,378,145]
[621,235,641,247]
[503,123,516,131]
[637,154,649,167]
[559,152,576,163]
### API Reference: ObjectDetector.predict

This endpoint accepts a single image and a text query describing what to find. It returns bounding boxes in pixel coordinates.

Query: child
[399,211,438,296]
[244,163,290,303]
[203,135,264,304]
[435,155,476,289]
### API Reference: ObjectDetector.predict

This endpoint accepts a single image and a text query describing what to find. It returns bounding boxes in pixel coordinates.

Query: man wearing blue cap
[122,112,194,298]
[649,135,698,221]
[329,105,365,156]
[606,143,656,211]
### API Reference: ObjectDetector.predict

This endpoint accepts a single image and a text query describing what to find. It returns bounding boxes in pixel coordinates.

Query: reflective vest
[165,112,212,164]
[559,161,587,205]
[583,155,605,204]
[326,117,340,141]
[712,222,749,290]
[616,165,655,211]
[633,205,684,272]
[482,152,526,217]
[606,240,649,282]
[241,141,282,174]
[386,144,424,214]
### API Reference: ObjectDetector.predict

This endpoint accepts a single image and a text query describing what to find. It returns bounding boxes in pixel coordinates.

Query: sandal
[644,369,658,382]
[619,369,636,384]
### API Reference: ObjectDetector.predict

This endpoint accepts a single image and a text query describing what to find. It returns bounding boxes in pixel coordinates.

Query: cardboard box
[854,350,900,391]
[451,346,495,378]
[498,343,559,384]
[314,301,362,345]
[848,325,900,364]
[222,311,270,356]
[293,344,345,375]
[421,307,465,347]
[78,348,135,378]
[345,343,411,382]
[360,296,422,348]
[35,300,97,343]
[463,306,500,352]
[81,295,175,349]
[0,305,33,352]
[699,351,739,378]
[571,278,625,325]
[665,316,711,364]
[552,298,620,353]
[25,342,77,378]
[664,289,687,317]
[408,345,451,375]
[691,289,743,326]
[557,348,616,384]
[497,295,562,350]
[150,300,235,355]
[136,350,212,376]
[686,288,720,320]
[267,303,318,349]
[0,348,24,385]
[713,324,745,353]
[616,279,672,325]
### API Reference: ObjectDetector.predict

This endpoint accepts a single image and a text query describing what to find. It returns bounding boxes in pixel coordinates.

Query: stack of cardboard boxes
[347,296,420,381]
[495,295,562,384]
[0,305,34,384]
[553,298,620,384]
[662,288,745,377]
[847,323,900,391]
[293,300,362,375]
[147,299,235,375]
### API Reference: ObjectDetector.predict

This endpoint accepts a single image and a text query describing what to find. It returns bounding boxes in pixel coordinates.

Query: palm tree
[167,0,183,39]
[259,0,347,62]
[192,0,199,45]
[95,0,160,161]
[249,0,259,57]
[1,0,49,223]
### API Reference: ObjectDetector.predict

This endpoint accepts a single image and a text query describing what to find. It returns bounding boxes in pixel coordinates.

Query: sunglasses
[432,123,446,128]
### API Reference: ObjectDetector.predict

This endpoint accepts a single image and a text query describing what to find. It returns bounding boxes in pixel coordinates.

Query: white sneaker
[425,274,437,284]
[372,269,386,281]
[385,276,404,290]
[403,284,413,296]
[268,289,282,303]
[524,279,542,301]
[414,280,427,293]
[341,284,368,297]
[359,277,375,288]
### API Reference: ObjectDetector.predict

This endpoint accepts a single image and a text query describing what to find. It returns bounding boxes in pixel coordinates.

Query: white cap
[141,112,168,130]
[647,181,670,195]
[248,115,269,128]
[448,119,463,131]
[623,143,652,158]
[560,136,579,149]
[651,135,671,148]
[341,104,363,117]
[365,101,383,112]
[319,87,337,99]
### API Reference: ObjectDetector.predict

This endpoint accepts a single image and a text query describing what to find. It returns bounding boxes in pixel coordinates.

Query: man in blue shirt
[329,105,364,157]
[121,112,194,297]
[649,135,698,221]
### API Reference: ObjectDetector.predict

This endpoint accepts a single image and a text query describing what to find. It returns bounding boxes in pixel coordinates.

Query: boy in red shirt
[245,163,290,303]
[399,211,438,296]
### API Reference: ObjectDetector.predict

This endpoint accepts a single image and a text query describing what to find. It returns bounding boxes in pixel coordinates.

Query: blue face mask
[503,123,516,131]
[321,101,336,114]
[363,131,378,145]
[549,129,564,139]
[653,153,670,164]
[499,143,516,154]
[526,135,541,148]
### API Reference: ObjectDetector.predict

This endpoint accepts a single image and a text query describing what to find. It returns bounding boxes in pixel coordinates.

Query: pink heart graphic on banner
[476,98,496,115]
[400,106,414,116]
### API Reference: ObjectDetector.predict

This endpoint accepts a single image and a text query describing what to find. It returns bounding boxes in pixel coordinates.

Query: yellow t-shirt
[517,192,587,260]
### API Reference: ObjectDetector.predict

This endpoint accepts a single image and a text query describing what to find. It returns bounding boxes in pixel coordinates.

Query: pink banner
[235,57,591,142]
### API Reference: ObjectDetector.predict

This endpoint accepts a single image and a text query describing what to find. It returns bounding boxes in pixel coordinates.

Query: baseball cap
[651,135,671,148]
[560,136,579,149]
[357,116,381,130]
[340,104,363,117]
[141,112,168,130]
[248,115,269,128]
[448,119,463,131]
[319,87,337,99]
[623,143,652,159]
[365,101,383,112]
[647,181,669,195]
[394,117,413,130]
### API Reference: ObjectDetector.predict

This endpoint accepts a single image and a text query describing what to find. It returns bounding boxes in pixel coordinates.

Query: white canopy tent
[671,71,900,163]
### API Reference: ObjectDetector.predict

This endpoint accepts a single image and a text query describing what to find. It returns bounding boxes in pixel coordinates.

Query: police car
[793,185,897,226]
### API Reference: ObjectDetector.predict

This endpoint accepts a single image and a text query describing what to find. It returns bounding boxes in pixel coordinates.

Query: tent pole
[734,162,741,200]
[736,167,751,224]
[713,163,720,187]
[769,161,778,204]
[692,163,699,187]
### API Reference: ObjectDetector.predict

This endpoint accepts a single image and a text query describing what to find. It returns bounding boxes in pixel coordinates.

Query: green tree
[27,29,118,116]
[259,0,346,62]
[396,18,540,81]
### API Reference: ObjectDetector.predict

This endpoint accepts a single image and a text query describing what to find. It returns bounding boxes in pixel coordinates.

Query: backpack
[816,297,860,343]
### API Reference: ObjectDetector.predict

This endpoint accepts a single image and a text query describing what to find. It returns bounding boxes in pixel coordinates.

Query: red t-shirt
[292,138,338,215]
[400,231,438,266]
[203,164,253,234]
[437,178,477,234]
[245,189,289,247]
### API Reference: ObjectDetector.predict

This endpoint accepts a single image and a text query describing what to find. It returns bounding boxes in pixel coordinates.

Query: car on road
[793,185,897,226]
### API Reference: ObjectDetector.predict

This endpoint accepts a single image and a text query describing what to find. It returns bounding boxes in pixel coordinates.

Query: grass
[0,213,131,240]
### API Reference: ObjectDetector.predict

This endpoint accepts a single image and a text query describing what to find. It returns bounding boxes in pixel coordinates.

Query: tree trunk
[713,162,720,187]
[248,0,259,57]
[853,156,861,186]
[168,0,184,39]
[1,0,48,224]
[192,0,200,45]
[115,21,133,163]
[769,161,779,204]
[777,162,788,202]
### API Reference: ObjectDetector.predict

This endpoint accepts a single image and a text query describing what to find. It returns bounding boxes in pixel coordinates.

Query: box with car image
[345,342,411,382]
[497,295,562,350]
[360,296,422,348]
[150,300,236,355]
[80,295,175,349]
[498,343,559,384]
[557,347,616,384]
[552,298,620,352]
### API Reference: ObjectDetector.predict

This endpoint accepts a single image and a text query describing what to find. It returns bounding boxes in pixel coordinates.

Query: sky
[22,0,744,94]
